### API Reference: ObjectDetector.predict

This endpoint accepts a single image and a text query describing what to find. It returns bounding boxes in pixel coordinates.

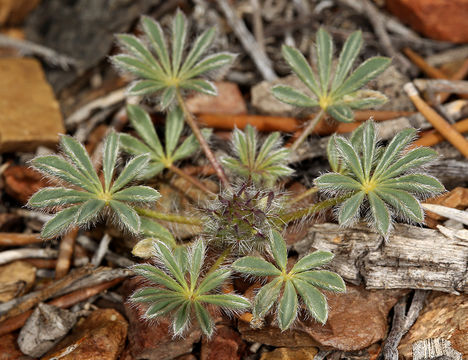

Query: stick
[0,34,80,70]
[55,227,78,279]
[404,83,468,158]
[380,290,428,360]
[0,265,93,322]
[403,48,447,79]
[76,235,134,268]
[91,234,112,267]
[412,118,468,147]
[0,248,58,266]
[0,233,43,247]
[414,79,468,94]
[216,0,278,81]
[0,277,124,336]
[169,164,216,197]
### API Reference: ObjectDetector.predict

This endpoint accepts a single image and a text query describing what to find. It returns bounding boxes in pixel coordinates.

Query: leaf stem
[135,207,202,226]
[176,90,231,188]
[280,194,350,223]
[169,164,216,197]
[290,109,325,152]
[206,246,232,275]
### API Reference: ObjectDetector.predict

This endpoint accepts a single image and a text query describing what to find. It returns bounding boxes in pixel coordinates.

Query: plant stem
[135,207,202,226]
[288,186,318,205]
[176,90,230,188]
[290,108,325,152]
[280,195,350,223]
[169,164,216,197]
[206,246,232,275]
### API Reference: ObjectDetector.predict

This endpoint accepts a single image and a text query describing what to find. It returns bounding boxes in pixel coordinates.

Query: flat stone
[123,278,202,360]
[239,285,405,351]
[0,58,64,153]
[186,82,247,115]
[260,347,318,360]
[398,292,468,359]
[42,308,128,360]
[201,325,245,360]
[387,0,468,43]
[0,260,36,302]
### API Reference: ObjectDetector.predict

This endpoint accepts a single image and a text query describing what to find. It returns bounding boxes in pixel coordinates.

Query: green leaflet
[232,256,281,277]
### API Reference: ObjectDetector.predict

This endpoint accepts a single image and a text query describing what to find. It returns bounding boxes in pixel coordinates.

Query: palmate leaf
[316,121,445,237]
[132,241,249,337]
[121,105,209,179]
[234,231,344,329]
[113,11,235,106]
[29,132,160,238]
[221,125,293,184]
[274,28,390,129]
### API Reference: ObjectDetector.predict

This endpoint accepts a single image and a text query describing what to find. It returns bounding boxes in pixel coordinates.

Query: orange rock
[3,165,51,204]
[260,347,318,360]
[398,292,468,359]
[186,81,247,115]
[42,308,128,360]
[239,285,406,351]
[387,0,468,43]
[201,326,245,360]
[0,58,64,153]
[0,333,24,360]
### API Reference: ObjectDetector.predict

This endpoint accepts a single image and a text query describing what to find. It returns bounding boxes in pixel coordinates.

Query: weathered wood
[412,338,462,360]
[292,223,468,294]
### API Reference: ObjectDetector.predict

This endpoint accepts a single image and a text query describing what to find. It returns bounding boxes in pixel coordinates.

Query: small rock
[0,0,40,25]
[123,279,202,360]
[0,260,36,302]
[0,58,64,153]
[18,303,77,358]
[201,325,245,360]
[260,347,318,360]
[186,82,247,115]
[3,165,50,204]
[239,285,405,351]
[42,308,128,360]
[251,75,314,116]
[387,0,468,43]
[0,333,24,360]
[398,292,468,359]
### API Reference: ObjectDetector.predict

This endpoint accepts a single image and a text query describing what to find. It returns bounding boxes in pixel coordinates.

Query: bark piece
[0,58,64,153]
[42,308,128,360]
[0,261,36,302]
[0,0,40,25]
[398,293,468,359]
[239,285,405,351]
[387,0,468,43]
[3,165,50,204]
[18,303,77,358]
[260,347,318,360]
[187,82,247,115]
[292,223,468,294]
[412,338,462,360]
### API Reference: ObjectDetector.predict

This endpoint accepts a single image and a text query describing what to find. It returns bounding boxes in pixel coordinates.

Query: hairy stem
[288,186,318,205]
[169,164,216,197]
[281,195,349,223]
[290,109,325,152]
[135,207,202,226]
[176,90,231,188]
[207,246,232,275]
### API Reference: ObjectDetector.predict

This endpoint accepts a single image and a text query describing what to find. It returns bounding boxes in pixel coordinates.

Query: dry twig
[0,248,58,266]
[55,227,78,279]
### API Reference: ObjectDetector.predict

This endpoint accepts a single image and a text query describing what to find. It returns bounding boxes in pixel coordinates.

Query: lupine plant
[28,11,445,339]
[272,28,391,151]
[28,132,160,238]
[315,121,445,237]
